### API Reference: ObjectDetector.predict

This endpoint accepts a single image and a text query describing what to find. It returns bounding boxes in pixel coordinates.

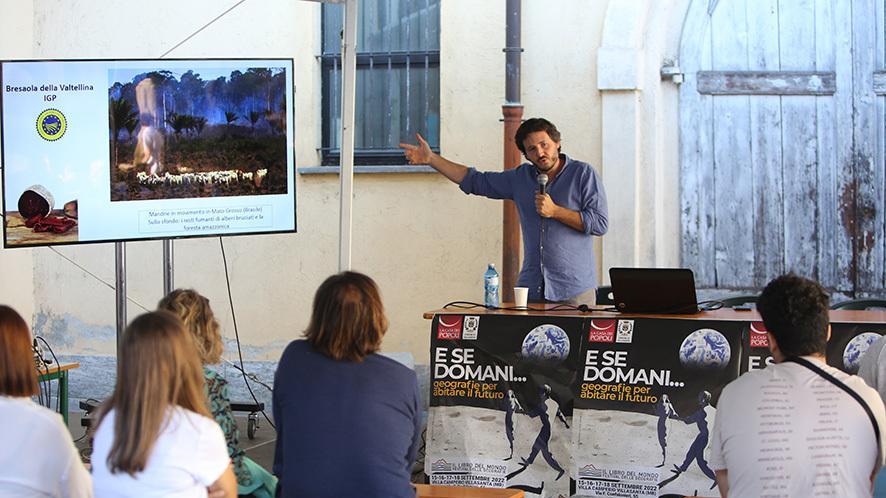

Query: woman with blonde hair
[272,271,422,498]
[0,305,92,497]
[158,289,276,498]
[90,311,236,497]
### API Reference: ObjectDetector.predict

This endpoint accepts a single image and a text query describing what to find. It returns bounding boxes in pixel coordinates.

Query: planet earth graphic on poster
[843,332,881,374]
[679,328,731,370]
[521,324,570,363]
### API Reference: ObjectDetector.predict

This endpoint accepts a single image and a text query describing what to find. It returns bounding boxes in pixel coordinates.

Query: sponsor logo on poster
[750,321,769,348]
[463,315,480,340]
[616,320,635,343]
[437,315,463,340]
[578,464,604,478]
[589,319,616,342]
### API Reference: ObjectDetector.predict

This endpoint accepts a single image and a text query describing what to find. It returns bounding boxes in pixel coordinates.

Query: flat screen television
[1,58,296,248]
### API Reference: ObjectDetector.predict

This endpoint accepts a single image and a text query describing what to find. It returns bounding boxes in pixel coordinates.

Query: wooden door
[679,0,886,295]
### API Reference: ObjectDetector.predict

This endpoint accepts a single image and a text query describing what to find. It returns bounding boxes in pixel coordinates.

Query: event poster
[572,318,744,497]
[427,313,584,497]
[426,313,885,498]
[742,320,885,374]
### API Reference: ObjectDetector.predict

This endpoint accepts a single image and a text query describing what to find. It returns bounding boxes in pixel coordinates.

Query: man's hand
[535,193,557,218]
[399,133,433,165]
[399,133,469,184]
[537,193,586,232]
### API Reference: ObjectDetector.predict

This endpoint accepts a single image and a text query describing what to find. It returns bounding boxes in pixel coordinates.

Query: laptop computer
[608,267,699,314]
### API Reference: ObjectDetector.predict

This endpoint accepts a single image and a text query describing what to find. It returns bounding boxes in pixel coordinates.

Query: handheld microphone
[537,173,548,196]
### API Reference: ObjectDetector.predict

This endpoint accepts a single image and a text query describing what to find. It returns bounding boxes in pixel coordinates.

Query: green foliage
[110,98,138,142]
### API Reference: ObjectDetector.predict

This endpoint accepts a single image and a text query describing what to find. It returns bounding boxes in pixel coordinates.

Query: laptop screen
[609,267,699,314]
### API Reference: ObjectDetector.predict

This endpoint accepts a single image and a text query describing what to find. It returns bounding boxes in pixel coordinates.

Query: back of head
[304,271,388,362]
[757,273,830,358]
[0,305,38,397]
[157,289,222,365]
[100,310,209,475]
[514,117,561,154]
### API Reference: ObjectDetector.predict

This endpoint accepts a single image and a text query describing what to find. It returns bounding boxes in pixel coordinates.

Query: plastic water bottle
[484,263,500,308]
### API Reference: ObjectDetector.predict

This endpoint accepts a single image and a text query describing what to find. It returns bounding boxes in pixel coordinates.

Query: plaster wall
[0,0,616,369]
[599,0,688,279]
[0,1,705,387]
[0,0,36,322]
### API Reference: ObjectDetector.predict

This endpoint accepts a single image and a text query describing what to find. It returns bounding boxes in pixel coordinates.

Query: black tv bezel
[0,57,298,249]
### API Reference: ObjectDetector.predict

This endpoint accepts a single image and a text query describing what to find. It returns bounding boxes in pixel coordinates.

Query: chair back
[831,299,886,311]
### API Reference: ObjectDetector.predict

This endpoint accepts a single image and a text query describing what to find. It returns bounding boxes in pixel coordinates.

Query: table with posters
[422,306,886,498]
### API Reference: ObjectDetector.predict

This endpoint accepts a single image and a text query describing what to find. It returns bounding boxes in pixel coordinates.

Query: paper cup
[514,287,529,308]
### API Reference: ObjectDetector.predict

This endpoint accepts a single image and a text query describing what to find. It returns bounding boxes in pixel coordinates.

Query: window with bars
[321,0,440,165]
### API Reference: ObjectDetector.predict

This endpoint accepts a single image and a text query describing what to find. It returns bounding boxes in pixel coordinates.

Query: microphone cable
[36,336,62,413]
[441,301,598,313]
[219,237,276,431]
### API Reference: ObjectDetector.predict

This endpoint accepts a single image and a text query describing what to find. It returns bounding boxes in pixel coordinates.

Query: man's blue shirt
[459,154,608,301]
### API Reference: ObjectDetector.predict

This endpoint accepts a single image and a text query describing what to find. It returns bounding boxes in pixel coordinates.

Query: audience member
[861,334,886,404]
[158,289,276,498]
[710,274,886,497]
[861,334,886,498]
[272,271,422,498]
[0,305,92,498]
[91,311,236,498]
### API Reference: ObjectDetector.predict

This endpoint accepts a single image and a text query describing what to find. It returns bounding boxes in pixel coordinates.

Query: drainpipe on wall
[502,0,523,303]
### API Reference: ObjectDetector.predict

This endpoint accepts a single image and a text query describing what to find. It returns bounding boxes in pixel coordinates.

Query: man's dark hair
[757,273,830,357]
[514,118,561,154]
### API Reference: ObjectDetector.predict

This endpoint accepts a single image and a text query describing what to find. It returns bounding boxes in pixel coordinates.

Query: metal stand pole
[115,242,127,355]
[338,0,358,271]
[163,239,174,296]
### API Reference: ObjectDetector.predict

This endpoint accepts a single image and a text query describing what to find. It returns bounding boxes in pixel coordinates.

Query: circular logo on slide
[36,109,67,141]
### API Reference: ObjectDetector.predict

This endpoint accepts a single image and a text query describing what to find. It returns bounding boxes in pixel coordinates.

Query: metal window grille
[321,0,440,165]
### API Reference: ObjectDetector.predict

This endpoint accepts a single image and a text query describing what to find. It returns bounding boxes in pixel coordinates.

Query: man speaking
[400,118,607,304]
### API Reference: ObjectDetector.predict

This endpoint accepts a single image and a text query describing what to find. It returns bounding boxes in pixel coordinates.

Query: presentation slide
[1,58,296,248]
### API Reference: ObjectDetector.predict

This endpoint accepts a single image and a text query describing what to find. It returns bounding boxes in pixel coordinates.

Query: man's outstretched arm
[400,133,468,184]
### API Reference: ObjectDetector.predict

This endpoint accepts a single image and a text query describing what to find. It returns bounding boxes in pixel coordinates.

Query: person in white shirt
[91,311,236,498]
[861,335,886,405]
[0,305,92,498]
[860,335,886,497]
[710,274,886,498]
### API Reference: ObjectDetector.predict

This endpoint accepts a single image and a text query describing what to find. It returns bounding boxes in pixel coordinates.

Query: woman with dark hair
[272,271,422,498]
[0,305,92,497]
[91,311,236,497]
[158,289,276,498]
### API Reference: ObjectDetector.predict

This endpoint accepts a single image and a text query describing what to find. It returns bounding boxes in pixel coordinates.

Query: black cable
[34,353,51,409]
[222,358,274,392]
[443,300,723,314]
[219,237,276,431]
[36,336,62,413]
[72,426,90,443]
[697,300,725,311]
[441,301,596,313]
